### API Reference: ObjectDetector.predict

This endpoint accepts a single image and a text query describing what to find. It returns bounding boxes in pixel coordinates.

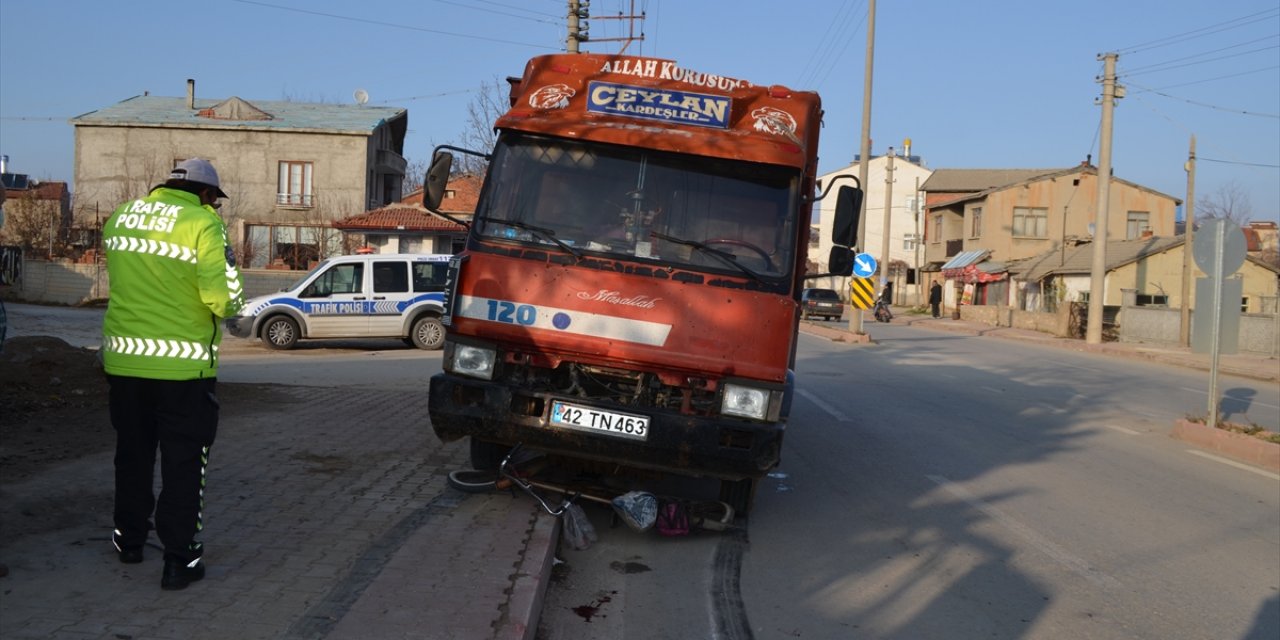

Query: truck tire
[719,477,758,516]
[411,316,445,350]
[261,316,299,350]
[470,438,509,471]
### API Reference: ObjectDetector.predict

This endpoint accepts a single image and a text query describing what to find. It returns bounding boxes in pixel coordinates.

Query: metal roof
[920,168,1064,193]
[941,250,990,270]
[70,95,405,135]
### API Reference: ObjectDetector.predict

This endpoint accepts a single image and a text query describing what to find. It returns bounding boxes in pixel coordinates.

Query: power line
[1126,80,1280,118]
[1119,44,1280,78]
[1121,33,1280,73]
[798,0,860,88]
[446,0,561,20]
[1199,157,1280,168]
[1115,7,1280,55]
[228,0,558,50]
[1141,65,1280,91]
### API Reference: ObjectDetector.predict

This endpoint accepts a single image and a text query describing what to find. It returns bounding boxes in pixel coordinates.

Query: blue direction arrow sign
[852,253,877,278]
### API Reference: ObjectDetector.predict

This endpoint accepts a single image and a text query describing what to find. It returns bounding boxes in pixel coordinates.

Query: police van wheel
[262,316,299,350]
[411,316,445,350]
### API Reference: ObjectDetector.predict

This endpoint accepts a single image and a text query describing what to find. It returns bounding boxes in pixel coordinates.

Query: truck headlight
[721,383,769,420]
[446,342,497,380]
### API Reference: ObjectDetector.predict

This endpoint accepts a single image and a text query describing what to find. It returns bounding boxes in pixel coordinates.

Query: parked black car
[800,288,843,321]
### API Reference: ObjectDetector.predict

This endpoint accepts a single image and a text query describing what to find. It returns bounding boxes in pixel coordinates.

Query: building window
[277,161,314,207]
[970,207,983,238]
[931,213,942,243]
[903,233,920,251]
[1012,207,1048,238]
[1126,211,1150,239]
[1136,293,1169,306]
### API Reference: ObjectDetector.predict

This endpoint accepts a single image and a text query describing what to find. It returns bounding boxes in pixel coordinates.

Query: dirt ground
[0,336,114,483]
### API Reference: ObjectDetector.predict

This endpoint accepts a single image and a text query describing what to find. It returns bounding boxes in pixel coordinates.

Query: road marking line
[1103,425,1141,436]
[797,388,851,422]
[927,475,1121,590]
[1185,450,1280,480]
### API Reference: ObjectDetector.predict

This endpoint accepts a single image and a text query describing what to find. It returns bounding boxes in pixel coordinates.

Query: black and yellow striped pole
[849,277,876,310]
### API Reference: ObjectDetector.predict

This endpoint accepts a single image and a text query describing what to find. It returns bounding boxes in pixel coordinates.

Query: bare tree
[1196,180,1253,226]
[453,77,509,175]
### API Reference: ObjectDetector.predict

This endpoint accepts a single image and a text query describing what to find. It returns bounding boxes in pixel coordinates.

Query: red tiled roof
[333,204,466,232]
[401,173,482,215]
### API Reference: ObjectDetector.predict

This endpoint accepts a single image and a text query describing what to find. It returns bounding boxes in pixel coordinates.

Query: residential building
[813,143,933,304]
[70,79,408,269]
[1011,234,1280,314]
[333,174,481,254]
[921,163,1180,308]
[1,157,73,256]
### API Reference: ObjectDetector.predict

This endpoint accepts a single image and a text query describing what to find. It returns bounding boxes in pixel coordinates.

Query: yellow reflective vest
[102,187,245,380]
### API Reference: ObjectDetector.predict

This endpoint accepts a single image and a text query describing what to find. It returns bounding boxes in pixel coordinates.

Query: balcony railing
[276,193,314,208]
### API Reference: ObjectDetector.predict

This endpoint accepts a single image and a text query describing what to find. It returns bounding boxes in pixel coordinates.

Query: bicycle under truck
[423,53,861,514]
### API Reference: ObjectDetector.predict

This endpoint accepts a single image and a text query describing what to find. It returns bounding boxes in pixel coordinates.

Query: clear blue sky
[2,0,1277,221]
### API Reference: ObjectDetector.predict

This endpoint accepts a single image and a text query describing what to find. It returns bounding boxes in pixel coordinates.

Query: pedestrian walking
[101,158,245,590]
[929,279,943,318]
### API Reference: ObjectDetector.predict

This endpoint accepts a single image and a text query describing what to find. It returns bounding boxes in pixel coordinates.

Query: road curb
[497,511,560,640]
[1170,419,1280,473]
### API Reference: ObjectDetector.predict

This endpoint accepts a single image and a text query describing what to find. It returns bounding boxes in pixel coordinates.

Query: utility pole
[1180,134,1196,347]
[586,0,646,54]
[879,147,895,298]
[567,0,587,53]
[850,0,876,335]
[1087,52,1121,345]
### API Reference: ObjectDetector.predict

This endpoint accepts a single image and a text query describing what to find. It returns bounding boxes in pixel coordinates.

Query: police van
[225,253,452,350]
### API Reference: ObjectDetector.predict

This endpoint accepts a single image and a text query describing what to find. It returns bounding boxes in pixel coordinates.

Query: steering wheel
[702,238,774,271]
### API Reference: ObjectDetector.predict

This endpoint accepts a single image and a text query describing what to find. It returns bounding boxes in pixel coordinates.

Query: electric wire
[1199,158,1280,168]
[227,0,558,50]
[1125,80,1279,119]
[1118,44,1280,78]
[1139,65,1280,91]
[1119,34,1279,74]
[448,0,562,20]
[812,4,869,92]
[1115,7,1280,55]
[797,0,861,89]
[1127,93,1277,181]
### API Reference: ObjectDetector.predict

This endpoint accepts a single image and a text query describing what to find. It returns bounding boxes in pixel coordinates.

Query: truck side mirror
[828,246,854,276]
[424,151,454,211]
[830,185,862,249]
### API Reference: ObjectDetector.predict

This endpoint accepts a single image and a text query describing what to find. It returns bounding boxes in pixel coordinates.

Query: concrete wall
[959,304,1071,336]
[3,259,304,306]
[1120,304,1279,355]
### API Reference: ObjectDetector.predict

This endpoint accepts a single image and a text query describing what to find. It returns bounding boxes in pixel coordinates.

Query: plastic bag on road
[562,503,597,550]
[611,491,658,532]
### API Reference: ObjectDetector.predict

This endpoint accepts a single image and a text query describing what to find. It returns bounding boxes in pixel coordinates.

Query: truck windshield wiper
[481,217,582,259]
[649,231,763,282]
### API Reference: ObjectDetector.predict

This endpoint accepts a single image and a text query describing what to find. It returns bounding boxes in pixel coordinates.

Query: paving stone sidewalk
[0,385,557,640]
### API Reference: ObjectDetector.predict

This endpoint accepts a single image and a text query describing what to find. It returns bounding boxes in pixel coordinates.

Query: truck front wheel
[719,477,758,516]
[470,438,509,471]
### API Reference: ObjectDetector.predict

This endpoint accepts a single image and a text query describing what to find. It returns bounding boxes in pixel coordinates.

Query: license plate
[550,401,650,440]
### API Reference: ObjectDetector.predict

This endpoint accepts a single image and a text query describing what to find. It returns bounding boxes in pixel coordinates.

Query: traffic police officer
[102,158,245,590]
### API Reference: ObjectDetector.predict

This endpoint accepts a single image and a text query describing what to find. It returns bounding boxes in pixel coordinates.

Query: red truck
[424,53,861,513]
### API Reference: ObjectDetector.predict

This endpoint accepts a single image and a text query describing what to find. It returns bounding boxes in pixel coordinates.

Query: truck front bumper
[428,373,783,481]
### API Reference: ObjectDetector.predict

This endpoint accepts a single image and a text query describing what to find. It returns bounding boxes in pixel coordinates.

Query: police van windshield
[474,133,799,279]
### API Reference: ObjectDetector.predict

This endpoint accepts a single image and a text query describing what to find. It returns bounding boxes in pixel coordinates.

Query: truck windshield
[474,133,800,278]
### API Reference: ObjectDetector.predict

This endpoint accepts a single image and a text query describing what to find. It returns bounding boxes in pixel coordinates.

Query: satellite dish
[353,89,369,105]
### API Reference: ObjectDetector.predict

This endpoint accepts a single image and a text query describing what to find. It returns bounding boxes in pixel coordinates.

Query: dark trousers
[108,375,218,563]
[930,301,941,318]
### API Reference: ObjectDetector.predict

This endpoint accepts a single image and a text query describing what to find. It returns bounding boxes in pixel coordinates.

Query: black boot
[161,556,205,591]
[112,529,143,564]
